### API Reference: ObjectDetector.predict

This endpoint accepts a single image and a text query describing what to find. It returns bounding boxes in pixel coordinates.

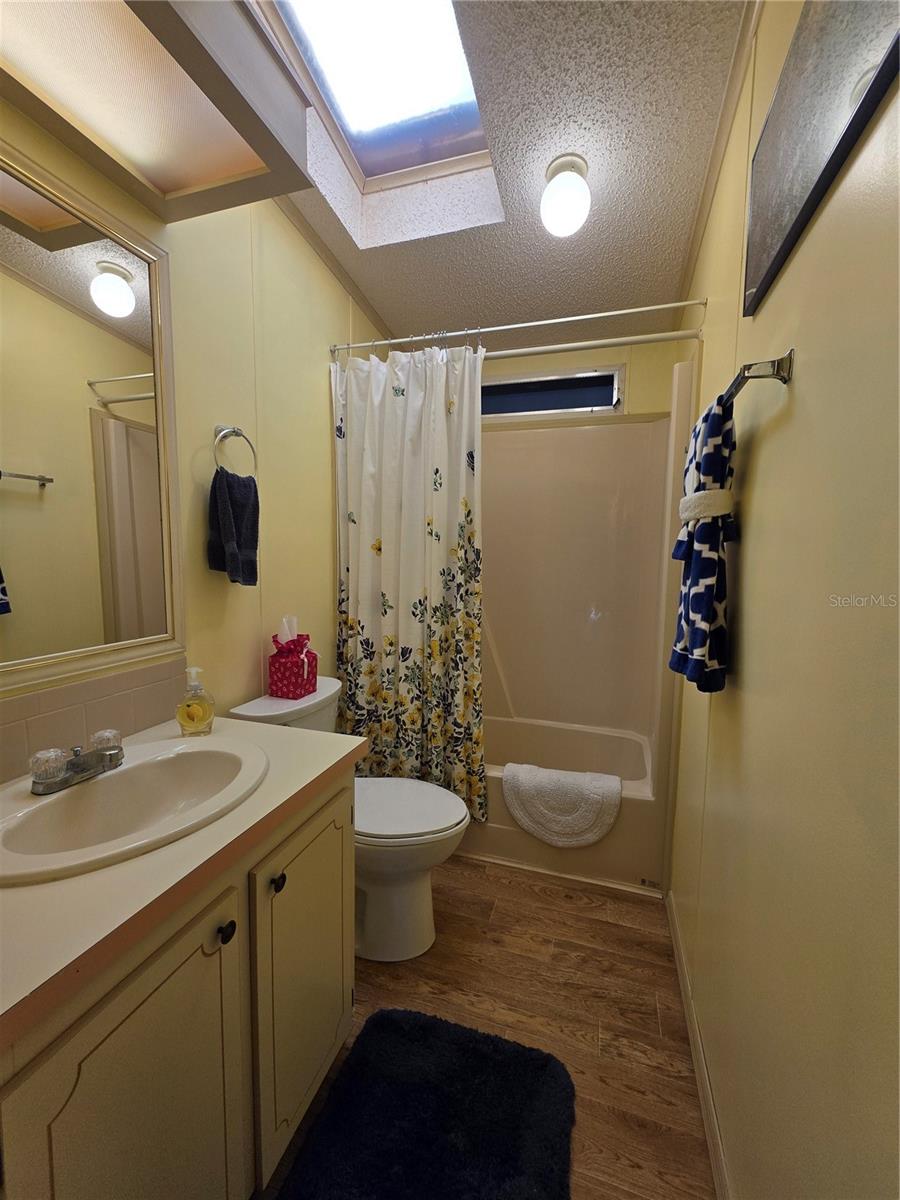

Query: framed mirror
[0,148,182,694]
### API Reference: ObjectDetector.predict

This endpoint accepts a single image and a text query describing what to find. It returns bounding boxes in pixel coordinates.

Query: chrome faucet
[30,731,124,795]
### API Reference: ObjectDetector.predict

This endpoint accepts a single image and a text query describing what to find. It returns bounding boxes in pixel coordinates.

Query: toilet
[229,678,470,962]
[354,778,469,961]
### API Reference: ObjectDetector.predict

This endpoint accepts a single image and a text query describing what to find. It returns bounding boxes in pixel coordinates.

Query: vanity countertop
[0,717,366,1050]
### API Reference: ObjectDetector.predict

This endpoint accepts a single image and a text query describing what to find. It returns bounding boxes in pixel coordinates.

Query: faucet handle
[90,729,122,751]
[30,748,68,783]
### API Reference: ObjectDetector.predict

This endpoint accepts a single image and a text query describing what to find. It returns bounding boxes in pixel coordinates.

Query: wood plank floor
[270,855,715,1200]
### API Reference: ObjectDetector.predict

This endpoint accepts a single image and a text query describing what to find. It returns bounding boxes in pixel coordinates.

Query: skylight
[277,0,487,176]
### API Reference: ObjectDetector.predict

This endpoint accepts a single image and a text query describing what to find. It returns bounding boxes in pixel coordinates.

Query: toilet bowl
[355,778,470,962]
[229,680,470,962]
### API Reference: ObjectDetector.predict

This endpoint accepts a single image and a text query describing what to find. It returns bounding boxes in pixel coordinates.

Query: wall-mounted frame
[744,4,899,316]
[0,142,184,699]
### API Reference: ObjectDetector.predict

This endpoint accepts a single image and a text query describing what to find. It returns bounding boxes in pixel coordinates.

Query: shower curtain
[331,346,486,820]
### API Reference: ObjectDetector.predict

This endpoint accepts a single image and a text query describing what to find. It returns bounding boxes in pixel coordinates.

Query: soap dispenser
[176,667,216,736]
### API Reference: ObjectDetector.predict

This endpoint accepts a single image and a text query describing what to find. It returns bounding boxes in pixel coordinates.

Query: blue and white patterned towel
[668,388,737,692]
[0,566,10,615]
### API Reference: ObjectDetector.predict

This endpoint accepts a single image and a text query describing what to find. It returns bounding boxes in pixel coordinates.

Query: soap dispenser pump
[176,667,216,736]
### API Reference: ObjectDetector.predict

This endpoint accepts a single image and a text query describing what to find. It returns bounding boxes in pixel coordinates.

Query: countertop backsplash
[0,656,187,785]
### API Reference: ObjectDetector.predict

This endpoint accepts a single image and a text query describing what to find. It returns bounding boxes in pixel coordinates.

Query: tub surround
[464,717,662,891]
[477,396,691,892]
[0,716,365,1052]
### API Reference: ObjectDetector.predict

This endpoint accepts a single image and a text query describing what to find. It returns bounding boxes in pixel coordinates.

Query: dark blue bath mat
[278,1008,575,1200]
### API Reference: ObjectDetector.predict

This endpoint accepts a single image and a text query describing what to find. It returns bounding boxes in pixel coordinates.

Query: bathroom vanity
[0,717,366,1198]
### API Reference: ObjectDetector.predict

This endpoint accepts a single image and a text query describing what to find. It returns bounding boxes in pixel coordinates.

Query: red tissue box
[268,634,318,700]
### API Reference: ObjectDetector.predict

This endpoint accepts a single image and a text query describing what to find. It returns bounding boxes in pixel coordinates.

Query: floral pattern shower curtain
[331,346,486,820]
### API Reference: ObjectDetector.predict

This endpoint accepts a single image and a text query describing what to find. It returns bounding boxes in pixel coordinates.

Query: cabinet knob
[217,919,237,946]
[271,871,287,894]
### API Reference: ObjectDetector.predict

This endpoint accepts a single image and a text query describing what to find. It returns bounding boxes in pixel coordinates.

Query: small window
[481,372,619,418]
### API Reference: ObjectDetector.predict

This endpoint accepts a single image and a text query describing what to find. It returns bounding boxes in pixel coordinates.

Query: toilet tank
[229,678,342,732]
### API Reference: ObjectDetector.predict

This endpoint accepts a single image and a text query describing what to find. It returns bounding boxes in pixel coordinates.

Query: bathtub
[460,716,664,891]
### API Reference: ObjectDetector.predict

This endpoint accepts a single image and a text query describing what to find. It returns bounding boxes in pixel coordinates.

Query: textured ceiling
[0,220,152,351]
[291,0,743,349]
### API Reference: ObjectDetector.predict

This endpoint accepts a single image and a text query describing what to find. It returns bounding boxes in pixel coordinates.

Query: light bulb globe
[90,263,136,318]
[540,154,591,238]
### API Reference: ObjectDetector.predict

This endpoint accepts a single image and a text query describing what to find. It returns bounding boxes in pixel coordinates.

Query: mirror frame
[0,143,184,698]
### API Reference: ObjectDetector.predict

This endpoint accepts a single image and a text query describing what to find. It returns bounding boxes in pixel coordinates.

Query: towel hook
[213,425,258,475]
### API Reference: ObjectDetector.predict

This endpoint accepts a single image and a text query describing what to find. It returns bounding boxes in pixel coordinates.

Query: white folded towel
[678,487,735,522]
[502,763,622,848]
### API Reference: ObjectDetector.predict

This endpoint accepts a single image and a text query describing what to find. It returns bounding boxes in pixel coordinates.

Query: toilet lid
[229,678,341,723]
[354,778,469,839]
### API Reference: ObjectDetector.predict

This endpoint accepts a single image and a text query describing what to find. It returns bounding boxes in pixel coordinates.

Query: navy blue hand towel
[207,467,259,586]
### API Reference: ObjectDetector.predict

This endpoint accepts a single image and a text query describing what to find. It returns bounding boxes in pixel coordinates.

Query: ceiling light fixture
[540,154,591,238]
[90,261,136,318]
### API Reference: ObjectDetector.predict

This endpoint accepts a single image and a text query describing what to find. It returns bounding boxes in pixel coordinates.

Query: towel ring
[213,425,258,475]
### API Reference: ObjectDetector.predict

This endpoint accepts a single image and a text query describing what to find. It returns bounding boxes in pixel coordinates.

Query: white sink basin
[0,736,268,885]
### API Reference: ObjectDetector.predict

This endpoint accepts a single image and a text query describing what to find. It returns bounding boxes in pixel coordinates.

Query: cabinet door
[251,788,354,1185]
[0,889,246,1200]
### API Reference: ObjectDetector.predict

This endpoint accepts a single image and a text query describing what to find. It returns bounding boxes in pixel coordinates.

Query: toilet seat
[354,778,469,841]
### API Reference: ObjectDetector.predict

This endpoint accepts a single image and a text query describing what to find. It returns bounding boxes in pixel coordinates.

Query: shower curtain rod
[484,328,700,359]
[87,372,156,407]
[329,298,706,355]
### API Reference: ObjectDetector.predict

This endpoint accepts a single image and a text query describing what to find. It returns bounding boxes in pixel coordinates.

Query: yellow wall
[670,6,899,1198]
[168,201,382,709]
[0,272,153,660]
[1,99,387,710]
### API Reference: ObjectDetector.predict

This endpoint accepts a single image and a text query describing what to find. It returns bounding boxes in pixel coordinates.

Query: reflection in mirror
[0,167,166,664]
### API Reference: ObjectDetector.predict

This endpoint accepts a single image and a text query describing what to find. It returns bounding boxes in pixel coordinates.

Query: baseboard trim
[457,851,663,900]
[666,892,732,1200]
